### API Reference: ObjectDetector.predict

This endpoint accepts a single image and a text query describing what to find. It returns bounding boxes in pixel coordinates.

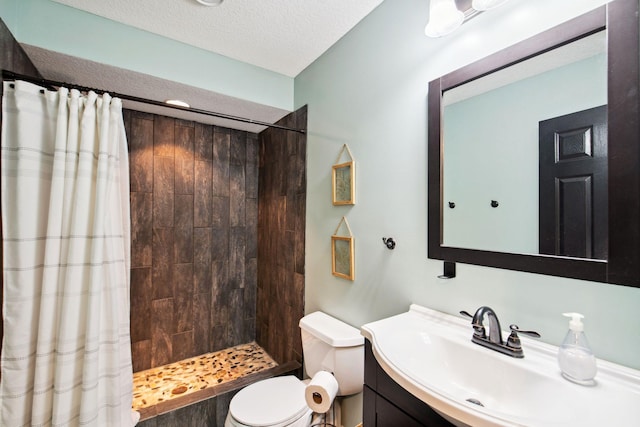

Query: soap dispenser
[558,312,597,384]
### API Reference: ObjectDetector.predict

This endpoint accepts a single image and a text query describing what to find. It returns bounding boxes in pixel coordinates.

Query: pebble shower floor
[132,342,277,410]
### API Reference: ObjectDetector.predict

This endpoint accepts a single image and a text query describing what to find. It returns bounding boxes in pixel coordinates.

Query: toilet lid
[229,376,310,427]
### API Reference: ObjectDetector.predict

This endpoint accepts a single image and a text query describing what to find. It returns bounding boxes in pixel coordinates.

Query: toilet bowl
[225,376,312,427]
[225,312,364,427]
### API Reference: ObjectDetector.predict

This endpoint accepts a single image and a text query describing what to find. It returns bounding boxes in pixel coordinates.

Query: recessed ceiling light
[195,0,224,6]
[165,99,191,108]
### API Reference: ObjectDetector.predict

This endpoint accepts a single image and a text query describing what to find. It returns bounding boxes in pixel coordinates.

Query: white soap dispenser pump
[558,312,597,384]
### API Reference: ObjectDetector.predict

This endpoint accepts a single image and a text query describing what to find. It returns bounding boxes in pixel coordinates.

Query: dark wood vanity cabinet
[363,340,455,427]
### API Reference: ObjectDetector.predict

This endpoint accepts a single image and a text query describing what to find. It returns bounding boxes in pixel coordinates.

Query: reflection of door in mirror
[539,105,607,260]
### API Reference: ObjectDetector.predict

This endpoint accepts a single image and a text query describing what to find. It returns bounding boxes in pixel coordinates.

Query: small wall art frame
[332,144,356,205]
[331,216,355,281]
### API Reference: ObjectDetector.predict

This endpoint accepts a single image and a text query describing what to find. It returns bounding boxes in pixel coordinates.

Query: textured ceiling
[51,0,385,77]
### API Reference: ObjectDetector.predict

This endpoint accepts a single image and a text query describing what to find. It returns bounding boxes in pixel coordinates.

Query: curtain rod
[1,70,305,134]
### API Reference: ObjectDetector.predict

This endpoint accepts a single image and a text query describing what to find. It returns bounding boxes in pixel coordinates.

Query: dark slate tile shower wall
[125,110,259,372]
[256,106,307,366]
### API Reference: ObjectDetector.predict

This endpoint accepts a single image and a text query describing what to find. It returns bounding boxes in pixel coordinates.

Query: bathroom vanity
[363,340,454,427]
[360,305,640,427]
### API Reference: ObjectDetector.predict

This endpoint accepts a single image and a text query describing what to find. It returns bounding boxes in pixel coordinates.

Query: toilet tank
[299,311,364,396]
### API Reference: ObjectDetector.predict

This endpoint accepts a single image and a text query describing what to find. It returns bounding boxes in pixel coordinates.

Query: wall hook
[382,237,396,250]
[491,200,499,208]
[448,201,455,209]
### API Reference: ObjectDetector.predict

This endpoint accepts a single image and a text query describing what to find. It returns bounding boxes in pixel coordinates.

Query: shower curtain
[0,80,136,426]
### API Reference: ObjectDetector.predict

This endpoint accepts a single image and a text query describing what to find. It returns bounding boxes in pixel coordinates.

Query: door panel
[539,105,607,259]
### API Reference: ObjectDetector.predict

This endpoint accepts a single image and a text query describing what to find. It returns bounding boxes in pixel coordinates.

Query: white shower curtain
[0,80,136,426]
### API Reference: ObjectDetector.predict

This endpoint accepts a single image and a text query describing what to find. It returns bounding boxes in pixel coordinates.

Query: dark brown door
[539,105,607,259]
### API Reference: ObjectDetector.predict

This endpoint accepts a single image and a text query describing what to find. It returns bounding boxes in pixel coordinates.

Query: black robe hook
[382,237,396,250]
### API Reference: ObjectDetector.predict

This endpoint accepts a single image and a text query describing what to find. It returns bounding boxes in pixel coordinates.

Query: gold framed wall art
[331,216,355,280]
[332,144,356,205]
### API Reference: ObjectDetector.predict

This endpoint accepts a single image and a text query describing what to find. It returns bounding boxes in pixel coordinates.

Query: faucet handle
[509,324,541,338]
[460,311,487,338]
[507,324,541,350]
[472,324,486,339]
[459,310,473,319]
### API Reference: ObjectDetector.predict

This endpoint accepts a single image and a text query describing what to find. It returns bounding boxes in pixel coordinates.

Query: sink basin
[361,305,640,427]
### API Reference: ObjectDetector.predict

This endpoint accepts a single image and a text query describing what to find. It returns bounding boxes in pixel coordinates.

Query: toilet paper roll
[305,371,339,413]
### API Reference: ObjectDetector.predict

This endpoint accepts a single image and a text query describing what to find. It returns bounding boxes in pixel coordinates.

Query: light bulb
[472,0,510,11]
[425,0,464,38]
[165,100,191,108]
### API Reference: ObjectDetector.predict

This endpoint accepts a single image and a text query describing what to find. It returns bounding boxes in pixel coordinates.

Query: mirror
[443,31,607,258]
[428,0,640,286]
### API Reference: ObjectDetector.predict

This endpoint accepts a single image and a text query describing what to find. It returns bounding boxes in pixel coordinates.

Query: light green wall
[0,0,16,30]
[295,0,638,368]
[1,0,293,110]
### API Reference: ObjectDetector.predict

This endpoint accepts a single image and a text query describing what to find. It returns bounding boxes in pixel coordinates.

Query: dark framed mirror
[428,0,639,287]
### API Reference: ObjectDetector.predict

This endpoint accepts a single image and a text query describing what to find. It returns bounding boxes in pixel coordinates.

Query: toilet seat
[227,376,312,427]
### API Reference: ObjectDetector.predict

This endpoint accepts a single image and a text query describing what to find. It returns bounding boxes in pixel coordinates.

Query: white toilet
[225,311,364,427]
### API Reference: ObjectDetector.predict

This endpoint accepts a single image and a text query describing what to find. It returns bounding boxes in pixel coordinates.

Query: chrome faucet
[460,306,541,358]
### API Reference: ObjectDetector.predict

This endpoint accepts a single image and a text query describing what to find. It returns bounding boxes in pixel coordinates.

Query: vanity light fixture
[425,0,465,38]
[165,99,191,108]
[195,0,224,6]
[425,0,510,38]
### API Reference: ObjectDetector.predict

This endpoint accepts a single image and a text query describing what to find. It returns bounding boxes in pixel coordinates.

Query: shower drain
[466,398,484,407]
